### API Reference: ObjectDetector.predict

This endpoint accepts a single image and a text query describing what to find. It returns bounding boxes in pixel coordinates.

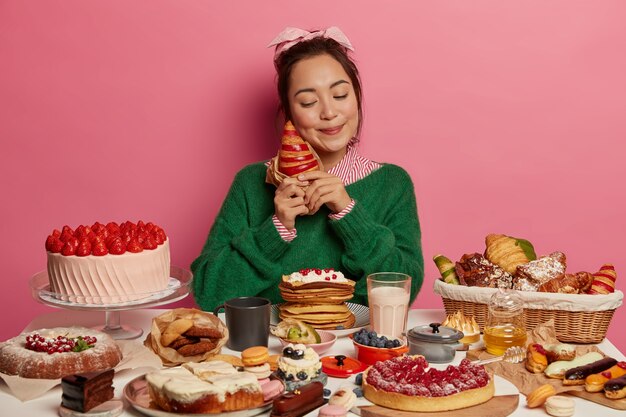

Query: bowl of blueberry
[350,329,408,365]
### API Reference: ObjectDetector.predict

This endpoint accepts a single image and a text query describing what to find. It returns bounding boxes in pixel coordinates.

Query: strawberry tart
[45,221,170,304]
[363,356,494,412]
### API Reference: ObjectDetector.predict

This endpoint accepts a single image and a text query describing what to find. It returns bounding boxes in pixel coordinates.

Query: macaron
[328,387,357,410]
[244,363,272,379]
[241,346,269,367]
[545,395,575,417]
[260,379,284,402]
[318,404,348,417]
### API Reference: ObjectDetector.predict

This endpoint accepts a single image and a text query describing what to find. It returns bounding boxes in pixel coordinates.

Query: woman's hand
[298,171,352,215]
[274,177,310,230]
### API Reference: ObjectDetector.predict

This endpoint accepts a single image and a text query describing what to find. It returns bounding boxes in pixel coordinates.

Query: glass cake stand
[29,266,192,340]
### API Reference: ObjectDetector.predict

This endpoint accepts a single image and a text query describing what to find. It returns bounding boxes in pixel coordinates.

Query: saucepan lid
[407,323,463,343]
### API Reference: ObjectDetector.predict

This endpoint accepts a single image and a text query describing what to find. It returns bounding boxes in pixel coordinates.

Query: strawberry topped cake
[363,356,494,412]
[45,220,170,304]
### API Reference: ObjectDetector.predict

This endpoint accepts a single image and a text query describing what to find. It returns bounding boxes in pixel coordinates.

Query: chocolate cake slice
[61,369,114,412]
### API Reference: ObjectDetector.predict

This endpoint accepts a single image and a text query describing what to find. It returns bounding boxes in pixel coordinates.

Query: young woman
[191,27,423,311]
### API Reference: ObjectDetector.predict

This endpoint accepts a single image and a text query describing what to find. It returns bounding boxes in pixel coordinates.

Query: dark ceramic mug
[213,296,271,351]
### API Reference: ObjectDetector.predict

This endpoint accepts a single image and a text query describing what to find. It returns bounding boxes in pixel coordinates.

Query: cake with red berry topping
[45,221,170,304]
[278,268,356,329]
[362,356,494,412]
[0,326,122,379]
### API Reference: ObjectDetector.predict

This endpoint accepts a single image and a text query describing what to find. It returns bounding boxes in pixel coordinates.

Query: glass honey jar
[483,285,527,355]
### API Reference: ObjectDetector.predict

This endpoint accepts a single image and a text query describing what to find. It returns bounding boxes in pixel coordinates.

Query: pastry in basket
[145,308,228,366]
[433,254,459,285]
[146,366,265,413]
[525,343,548,373]
[484,233,537,275]
[266,121,323,186]
[513,251,566,291]
[588,264,617,294]
[455,253,513,288]
[537,271,593,294]
[585,361,626,392]
[363,356,494,412]
[440,311,480,344]
[0,326,122,379]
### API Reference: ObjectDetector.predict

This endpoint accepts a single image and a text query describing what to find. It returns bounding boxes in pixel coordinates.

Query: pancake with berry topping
[280,268,356,291]
[0,326,122,379]
[278,268,356,329]
[362,356,494,412]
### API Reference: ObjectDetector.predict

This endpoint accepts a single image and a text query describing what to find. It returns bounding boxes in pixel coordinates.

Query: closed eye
[301,101,317,108]
[334,94,348,100]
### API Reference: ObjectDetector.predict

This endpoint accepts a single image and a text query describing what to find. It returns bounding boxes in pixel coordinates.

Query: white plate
[123,375,273,417]
[271,302,369,337]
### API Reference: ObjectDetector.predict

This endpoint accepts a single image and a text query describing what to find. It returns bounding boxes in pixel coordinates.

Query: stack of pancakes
[278,269,356,329]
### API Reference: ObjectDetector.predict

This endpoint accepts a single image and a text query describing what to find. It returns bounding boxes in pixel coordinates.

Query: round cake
[45,220,170,304]
[363,356,494,412]
[146,366,264,413]
[0,326,123,379]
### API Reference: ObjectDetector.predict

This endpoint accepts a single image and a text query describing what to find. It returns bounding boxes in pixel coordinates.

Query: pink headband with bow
[268,26,354,61]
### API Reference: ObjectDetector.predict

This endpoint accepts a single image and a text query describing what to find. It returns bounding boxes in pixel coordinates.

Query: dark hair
[274,36,363,139]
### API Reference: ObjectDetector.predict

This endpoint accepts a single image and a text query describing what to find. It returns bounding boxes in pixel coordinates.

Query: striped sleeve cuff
[272,214,297,242]
[329,199,356,220]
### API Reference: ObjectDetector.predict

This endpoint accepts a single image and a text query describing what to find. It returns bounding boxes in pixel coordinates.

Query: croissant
[587,264,617,295]
[265,121,323,186]
[484,233,537,274]
[537,271,594,294]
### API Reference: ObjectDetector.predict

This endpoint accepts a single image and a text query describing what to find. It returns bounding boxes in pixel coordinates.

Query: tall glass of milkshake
[367,272,411,339]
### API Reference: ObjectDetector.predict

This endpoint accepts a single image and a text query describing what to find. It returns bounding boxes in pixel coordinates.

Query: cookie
[210,354,244,367]
[160,318,194,347]
[169,336,200,350]
[185,326,223,339]
[176,340,216,357]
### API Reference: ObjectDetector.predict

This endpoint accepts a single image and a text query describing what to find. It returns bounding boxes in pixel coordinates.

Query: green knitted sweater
[191,162,423,311]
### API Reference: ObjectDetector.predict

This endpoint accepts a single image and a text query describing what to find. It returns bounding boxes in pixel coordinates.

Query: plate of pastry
[271,302,369,337]
[124,373,276,417]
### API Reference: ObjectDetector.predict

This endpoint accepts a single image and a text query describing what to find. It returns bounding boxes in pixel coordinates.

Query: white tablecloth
[1,308,624,416]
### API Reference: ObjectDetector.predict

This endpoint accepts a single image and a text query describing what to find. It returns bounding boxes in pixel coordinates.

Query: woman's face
[287,53,359,168]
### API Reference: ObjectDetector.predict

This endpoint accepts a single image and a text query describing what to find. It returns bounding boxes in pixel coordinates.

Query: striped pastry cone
[265,121,323,186]
[587,264,617,294]
[433,254,459,284]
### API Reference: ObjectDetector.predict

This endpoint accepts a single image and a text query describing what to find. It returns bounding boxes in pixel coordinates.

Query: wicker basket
[433,280,623,344]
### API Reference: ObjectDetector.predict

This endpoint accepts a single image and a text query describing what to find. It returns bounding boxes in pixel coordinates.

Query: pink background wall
[1,1,625,352]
